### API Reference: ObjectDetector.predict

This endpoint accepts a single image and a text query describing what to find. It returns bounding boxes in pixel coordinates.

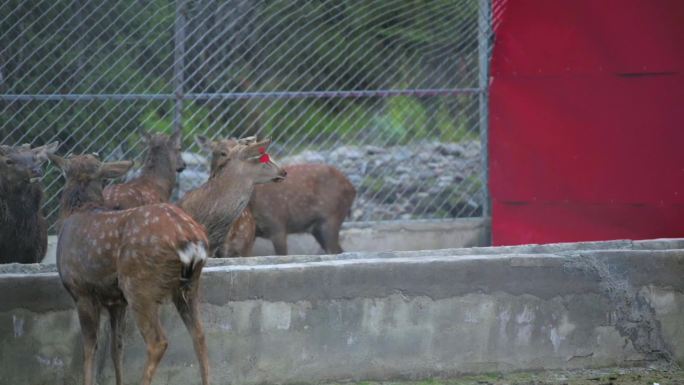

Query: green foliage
[1,0,481,151]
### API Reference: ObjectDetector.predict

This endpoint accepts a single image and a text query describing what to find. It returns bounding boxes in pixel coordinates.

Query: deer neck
[211,166,255,217]
[195,166,255,251]
[59,183,106,219]
[0,182,42,216]
[139,157,176,200]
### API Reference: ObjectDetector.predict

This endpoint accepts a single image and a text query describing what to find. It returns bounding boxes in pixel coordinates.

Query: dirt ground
[341,366,684,385]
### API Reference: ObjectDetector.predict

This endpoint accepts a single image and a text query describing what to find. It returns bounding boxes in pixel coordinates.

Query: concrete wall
[42,218,489,263]
[2,238,683,385]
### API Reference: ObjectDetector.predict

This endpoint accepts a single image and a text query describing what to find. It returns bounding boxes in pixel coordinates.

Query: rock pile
[177,141,483,221]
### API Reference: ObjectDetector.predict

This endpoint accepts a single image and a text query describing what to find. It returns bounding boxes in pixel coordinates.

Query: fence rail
[0,0,496,232]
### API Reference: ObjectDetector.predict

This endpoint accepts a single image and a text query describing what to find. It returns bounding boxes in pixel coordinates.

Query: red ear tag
[259,153,270,163]
[258,147,266,154]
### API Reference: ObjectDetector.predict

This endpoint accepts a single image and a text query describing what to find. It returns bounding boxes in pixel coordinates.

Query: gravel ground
[177,140,484,221]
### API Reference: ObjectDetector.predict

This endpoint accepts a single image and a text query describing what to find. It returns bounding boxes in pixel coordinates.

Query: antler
[236,136,258,145]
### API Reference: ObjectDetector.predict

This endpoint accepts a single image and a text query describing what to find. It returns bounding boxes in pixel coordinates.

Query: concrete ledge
[41,218,490,263]
[1,239,683,385]
[252,218,489,256]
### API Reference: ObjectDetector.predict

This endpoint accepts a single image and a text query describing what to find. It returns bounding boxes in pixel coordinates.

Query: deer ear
[97,161,134,180]
[47,153,68,171]
[170,128,182,147]
[33,141,60,162]
[240,138,271,160]
[195,135,215,153]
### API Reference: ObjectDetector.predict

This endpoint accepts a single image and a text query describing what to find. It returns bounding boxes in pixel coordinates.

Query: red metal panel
[489,0,684,245]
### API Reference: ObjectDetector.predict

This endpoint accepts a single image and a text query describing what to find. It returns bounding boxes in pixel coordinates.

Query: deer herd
[0,130,356,385]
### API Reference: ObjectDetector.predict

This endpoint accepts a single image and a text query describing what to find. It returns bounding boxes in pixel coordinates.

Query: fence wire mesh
[0,0,495,232]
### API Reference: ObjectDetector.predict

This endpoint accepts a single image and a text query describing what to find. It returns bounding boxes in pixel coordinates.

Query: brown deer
[48,153,210,385]
[0,142,58,264]
[197,136,356,256]
[179,137,286,257]
[103,129,186,209]
[193,137,256,258]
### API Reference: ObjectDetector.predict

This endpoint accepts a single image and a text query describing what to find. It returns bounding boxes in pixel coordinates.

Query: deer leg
[173,286,210,385]
[107,304,127,385]
[75,298,101,385]
[270,231,288,255]
[131,302,167,385]
[312,219,343,254]
[241,234,255,257]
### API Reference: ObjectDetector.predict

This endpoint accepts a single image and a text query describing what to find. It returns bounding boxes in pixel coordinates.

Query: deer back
[103,130,185,210]
[58,203,207,299]
[251,164,356,234]
[103,180,167,209]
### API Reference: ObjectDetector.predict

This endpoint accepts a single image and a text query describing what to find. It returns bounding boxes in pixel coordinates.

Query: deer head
[0,142,59,182]
[196,136,286,183]
[48,153,134,214]
[141,128,186,173]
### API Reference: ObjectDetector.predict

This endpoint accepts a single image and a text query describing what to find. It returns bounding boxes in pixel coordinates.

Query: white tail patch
[177,242,207,266]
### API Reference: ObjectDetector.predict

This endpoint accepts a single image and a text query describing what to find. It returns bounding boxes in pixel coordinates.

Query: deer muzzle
[273,169,287,182]
[29,166,43,182]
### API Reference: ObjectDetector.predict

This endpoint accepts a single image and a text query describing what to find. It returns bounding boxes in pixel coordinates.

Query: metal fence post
[174,0,187,133]
[478,0,492,243]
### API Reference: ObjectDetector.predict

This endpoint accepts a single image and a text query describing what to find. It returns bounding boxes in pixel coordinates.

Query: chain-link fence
[0,0,496,232]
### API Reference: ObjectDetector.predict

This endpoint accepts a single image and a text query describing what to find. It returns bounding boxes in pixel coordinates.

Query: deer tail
[178,241,208,294]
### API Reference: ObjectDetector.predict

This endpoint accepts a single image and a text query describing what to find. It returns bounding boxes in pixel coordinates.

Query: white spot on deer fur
[177,242,207,265]
[144,211,150,218]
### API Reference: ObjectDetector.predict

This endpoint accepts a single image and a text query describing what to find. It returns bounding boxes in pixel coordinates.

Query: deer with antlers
[180,137,286,257]
[49,153,210,385]
[197,136,355,256]
[103,129,186,209]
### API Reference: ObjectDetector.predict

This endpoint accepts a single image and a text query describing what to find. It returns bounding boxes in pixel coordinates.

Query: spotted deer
[180,137,286,257]
[197,136,356,256]
[103,129,186,209]
[48,153,210,385]
[0,142,58,263]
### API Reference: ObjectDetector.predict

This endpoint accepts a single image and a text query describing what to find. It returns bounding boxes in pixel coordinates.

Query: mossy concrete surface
[1,238,683,385]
